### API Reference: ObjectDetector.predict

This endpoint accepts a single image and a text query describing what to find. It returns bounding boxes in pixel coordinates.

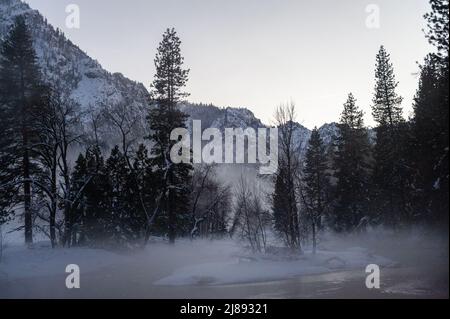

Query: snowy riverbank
[0,231,447,298]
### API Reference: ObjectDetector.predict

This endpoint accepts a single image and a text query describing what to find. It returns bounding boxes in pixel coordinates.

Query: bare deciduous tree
[34,87,82,247]
[190,164,231,239]
[232,175,268,253]
[272,102,303,251]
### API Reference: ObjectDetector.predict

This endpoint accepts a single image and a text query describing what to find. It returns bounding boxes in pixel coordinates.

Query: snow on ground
[0,237,391,286]
[0,229,447,299]
[0,241,128,281]
[0,238,239,284]
[154,247,394,286]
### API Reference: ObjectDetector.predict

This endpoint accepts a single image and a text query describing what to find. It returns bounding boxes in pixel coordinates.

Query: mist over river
[0,229,447,298]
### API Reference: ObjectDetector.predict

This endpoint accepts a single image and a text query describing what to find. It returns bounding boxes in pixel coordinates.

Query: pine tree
[372,46,403,127]
[411,0,449,225]
[333,93,371,232]
[0,146,16,225]
[273,168,297,246]
[424,0,449,63]
[80,146,108,244]
[132,144,158,236]
[105,146,144,244]
[371,46,411,226]
[302,128,330,254]
[69,153,88,245]
[146,28,192,244]
[69,146,150,246]
[0,16,45,244]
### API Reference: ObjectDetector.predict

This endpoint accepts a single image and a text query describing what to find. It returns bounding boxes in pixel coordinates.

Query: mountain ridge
[1,0,339,150]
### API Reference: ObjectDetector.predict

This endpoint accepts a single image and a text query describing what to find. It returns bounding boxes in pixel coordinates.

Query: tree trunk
[50,197,56,247]
[312,219,317,255]
[167,195,175,244]
[23,133,32,245]
[63,206,72,247]
[50,163,57,248]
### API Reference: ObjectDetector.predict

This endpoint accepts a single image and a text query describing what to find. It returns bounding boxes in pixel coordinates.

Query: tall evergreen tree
[371,46,411,226]
[104,146,129,241]
[302,128,330,254]
[104,146,144,243]
[424,0,449,63]
[130,144,156,234]
[273,168,298,247]
[146,28,192,244]
[70,146,151,246]
[333,93,371,232]
[69,153,89,245]
[372,46,403,127]
[76,146,108,245]
[0,16,45,244]
[411,0,449,225]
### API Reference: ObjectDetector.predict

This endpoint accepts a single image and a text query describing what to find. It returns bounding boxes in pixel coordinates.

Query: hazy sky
[25,0,433,128]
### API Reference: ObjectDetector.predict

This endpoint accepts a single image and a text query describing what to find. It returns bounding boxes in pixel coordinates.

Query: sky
[25,0,433,129]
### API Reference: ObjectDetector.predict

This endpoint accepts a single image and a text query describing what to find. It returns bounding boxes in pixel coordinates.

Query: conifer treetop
[372,45,403,127]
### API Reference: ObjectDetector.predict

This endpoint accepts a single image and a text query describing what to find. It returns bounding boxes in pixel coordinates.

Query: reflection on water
[246,267,447,299]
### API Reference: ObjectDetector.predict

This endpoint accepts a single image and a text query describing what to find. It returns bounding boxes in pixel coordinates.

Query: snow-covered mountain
[0,0,150,145]
[0,0,339,152]
[182,102,338,155]
[181,103,264,131]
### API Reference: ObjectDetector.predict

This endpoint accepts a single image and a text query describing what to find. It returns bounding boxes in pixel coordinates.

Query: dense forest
[0,0,448,253]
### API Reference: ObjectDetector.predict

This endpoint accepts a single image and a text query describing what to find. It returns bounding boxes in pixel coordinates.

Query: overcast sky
[25,0,433,129]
